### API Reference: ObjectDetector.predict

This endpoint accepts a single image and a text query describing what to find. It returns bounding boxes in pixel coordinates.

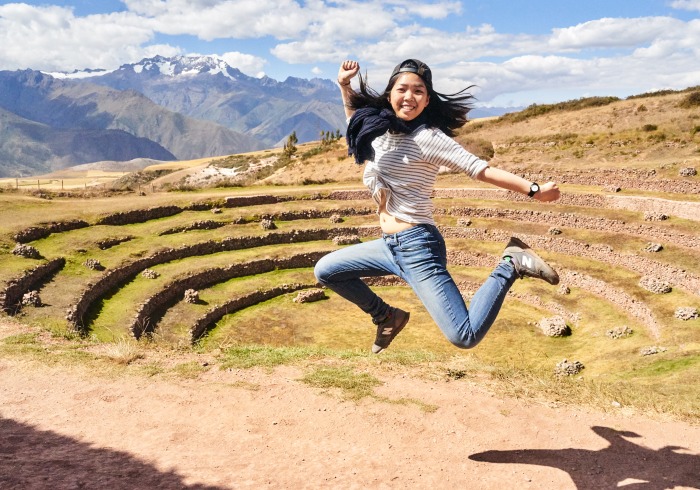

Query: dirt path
[1,319,698,489]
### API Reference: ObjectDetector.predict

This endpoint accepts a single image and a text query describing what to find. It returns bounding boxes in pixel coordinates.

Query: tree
[283,131,298,157]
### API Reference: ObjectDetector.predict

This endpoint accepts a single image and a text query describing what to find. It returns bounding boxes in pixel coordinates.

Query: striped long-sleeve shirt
[363,126,489,226]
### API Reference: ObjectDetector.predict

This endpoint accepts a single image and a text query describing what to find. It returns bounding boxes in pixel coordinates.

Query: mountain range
[0,55,515,178]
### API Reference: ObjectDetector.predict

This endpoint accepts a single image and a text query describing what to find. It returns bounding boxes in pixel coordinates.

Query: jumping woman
[314,59,561,353]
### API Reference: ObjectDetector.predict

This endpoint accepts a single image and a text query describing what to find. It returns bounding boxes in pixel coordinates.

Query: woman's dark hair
[347,59,476,137]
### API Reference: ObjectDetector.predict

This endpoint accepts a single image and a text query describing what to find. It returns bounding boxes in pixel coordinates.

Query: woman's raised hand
[338,60,360,86]
[534,182,561,202]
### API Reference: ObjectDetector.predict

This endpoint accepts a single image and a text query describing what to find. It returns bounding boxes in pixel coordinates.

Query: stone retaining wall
[561,270,661,339]
[66,228,362,332]
[366,246,661,338]
[606,195,700,222]
[439,207,700,249]
[11,189,699,248]
[224,195,288,207]
[189,283,315,342]
[442,232,667,338]
[14,220,89,243]
[441,227,700,296]
[0,258,66,313]
[499,168,700,195]
[95,205,184,226]
[130,251,327,338]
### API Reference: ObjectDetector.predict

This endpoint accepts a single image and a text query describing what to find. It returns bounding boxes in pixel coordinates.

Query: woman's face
[388,73,430,121]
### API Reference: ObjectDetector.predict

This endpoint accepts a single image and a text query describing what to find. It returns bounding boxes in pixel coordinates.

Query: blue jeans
[314,224,518,349]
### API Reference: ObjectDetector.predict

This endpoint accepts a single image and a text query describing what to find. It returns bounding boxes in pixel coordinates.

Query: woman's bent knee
[447,334,481,350]
[314,262,328,285]
[314,255,335,285]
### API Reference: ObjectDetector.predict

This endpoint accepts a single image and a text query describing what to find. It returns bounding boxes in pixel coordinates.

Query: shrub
[642,124,658,132]
[679,91,700,109]
[461,138,495,161]
[214,154,257,170]
[628,89,678,99]
[647,132,666,142]
[500,96,620,123]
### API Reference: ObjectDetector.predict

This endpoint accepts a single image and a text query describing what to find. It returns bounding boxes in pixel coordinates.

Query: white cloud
[123,0,309,39]
[272,38,349,64]
[0,4,171,71]
[388,0,462,19]
[549,17,681,50]
[1,1,700,106]
[324,15,700,104]
[670,0,700,11]
[218,51,267,77]
[443,49,699,105]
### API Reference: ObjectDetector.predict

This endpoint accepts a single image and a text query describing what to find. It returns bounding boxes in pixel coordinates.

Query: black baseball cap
[390,59,432,86]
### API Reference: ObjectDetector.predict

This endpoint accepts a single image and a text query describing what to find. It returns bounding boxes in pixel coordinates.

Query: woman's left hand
[534,182,561,202]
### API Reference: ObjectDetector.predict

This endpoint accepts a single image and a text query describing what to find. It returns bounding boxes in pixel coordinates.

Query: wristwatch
[527,182,540,197]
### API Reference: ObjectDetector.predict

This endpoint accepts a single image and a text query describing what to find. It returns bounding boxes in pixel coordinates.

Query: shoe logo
[521,255,535,269]
[382,328,393,335]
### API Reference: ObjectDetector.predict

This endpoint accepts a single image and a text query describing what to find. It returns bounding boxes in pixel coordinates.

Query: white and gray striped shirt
[363,126,488,226]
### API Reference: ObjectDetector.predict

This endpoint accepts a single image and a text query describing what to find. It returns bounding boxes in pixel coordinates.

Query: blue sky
[1,0,699,107]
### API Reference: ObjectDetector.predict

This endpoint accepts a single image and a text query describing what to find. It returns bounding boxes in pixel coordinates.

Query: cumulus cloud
[389,0,462,19]
[326,15,700,103]
[549,17,681,50]
[0,3,171,71]
[123,0,309,39]
[218,51,267,77]
[1,1,700,105]
[670,0,700,11]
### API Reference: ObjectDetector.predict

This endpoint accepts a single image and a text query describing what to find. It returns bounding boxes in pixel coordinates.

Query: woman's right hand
[338,60,360,86]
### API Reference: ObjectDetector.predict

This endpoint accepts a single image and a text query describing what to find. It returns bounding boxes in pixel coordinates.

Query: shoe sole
[372,311,410,354]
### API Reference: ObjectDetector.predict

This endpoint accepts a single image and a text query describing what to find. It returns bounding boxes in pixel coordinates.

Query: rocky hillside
[251,88,700,189]
[459,89,700,175]
[0,69,264,177]
[60,55,347,149]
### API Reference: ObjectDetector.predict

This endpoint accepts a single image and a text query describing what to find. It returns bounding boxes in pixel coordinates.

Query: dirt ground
[1,318,698,490]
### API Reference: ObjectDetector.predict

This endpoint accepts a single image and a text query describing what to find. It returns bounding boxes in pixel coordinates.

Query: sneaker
[371,307,410,354]
[503,237,560,285]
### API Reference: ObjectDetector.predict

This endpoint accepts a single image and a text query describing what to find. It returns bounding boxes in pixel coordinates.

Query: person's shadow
[469,426,699,489]
[1,416,226,489]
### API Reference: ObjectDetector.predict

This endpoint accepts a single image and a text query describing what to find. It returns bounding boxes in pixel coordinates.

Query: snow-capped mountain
[0,68,264,177]
[49,55,244,80]
[1,55,514,177]
[64,55,346,148]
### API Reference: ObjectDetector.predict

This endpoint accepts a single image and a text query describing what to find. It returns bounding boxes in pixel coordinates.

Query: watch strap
[527,183,539,198]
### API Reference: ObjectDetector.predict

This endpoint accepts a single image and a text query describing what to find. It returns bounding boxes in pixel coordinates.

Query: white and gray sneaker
[503,237,559,285]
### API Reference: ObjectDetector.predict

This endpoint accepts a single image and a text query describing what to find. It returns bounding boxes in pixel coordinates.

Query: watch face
[531,183,540,192]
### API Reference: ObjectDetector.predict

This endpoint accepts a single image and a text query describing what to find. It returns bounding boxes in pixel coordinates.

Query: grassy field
[1,89,699,422]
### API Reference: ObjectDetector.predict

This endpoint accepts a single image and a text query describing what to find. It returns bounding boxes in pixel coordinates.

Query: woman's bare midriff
[379,203,415,234]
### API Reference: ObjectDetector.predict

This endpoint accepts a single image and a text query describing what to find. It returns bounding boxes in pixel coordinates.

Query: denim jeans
[314,224,518,349]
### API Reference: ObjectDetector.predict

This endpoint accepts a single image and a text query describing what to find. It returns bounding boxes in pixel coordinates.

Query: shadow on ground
[469,425,700,489]
[0,417,225,489]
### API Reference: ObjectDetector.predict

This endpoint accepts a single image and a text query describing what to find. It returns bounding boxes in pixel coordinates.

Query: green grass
[218,344,329,369]
[301,366,382,400]
[171,361,210,378]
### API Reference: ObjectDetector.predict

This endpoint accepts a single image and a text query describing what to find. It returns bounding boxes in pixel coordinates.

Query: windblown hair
[347,70,476,138]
